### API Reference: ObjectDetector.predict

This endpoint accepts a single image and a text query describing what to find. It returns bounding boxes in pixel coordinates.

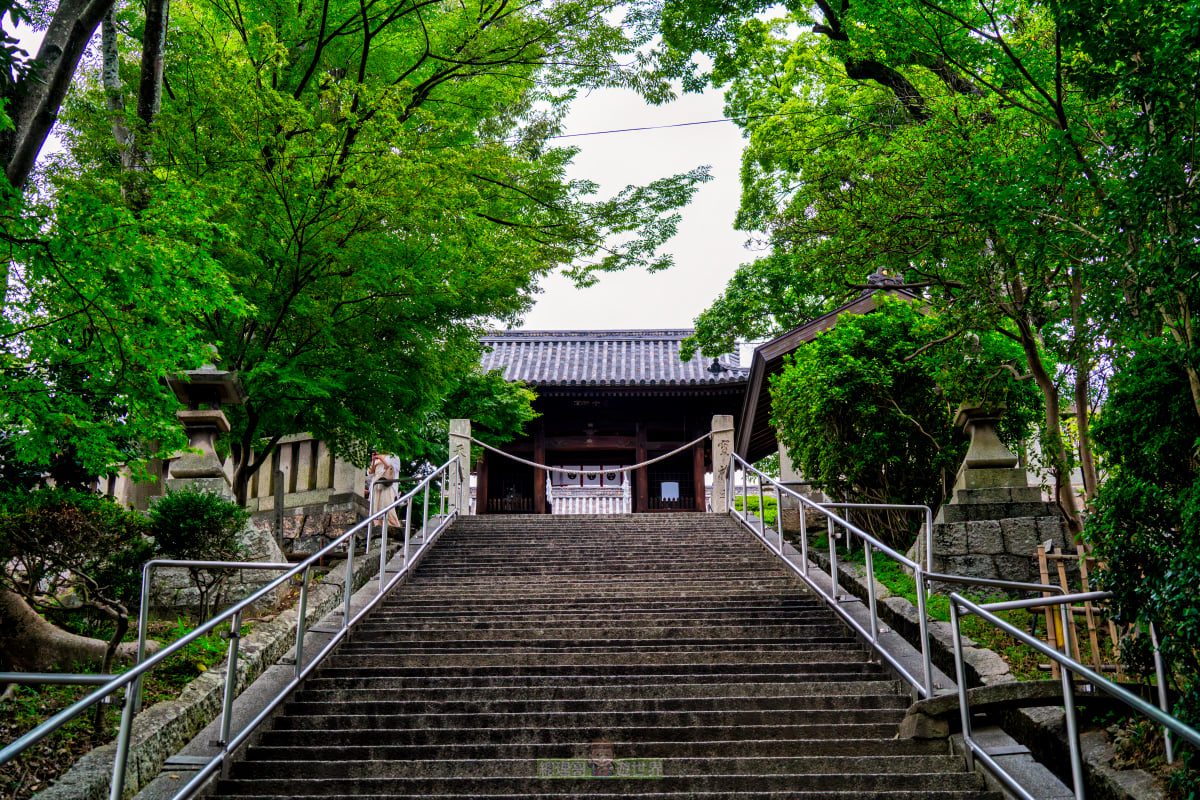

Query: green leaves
[769,298,1036,547]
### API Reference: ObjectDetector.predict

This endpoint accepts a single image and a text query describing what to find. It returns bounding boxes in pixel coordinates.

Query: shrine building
[477,330,749,514]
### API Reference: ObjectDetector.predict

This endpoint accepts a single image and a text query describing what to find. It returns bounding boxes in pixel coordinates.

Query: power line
[122,110,777,171]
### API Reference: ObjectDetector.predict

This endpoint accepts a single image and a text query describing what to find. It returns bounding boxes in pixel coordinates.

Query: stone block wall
[912,467,1071,592]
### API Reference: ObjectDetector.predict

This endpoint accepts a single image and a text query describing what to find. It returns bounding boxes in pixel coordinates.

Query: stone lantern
[162,363,247,499]
[954,404,1019,479]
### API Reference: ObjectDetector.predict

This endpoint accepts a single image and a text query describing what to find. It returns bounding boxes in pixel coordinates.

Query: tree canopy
[662,0,1199,533]
[1,0,710,491]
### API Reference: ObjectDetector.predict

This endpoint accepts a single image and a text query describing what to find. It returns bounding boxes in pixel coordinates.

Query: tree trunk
[0,589,149,674]
[1016,324,1085,537]
[1070,266,1099,503]
[1,0,116,189]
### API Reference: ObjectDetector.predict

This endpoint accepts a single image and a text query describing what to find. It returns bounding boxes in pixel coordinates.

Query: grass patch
[797,530,1047,681]
[734,495,778,526]
[0,619,240,800]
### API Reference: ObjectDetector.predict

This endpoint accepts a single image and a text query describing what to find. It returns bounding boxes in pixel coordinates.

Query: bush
[148,488,249,619]
[1087,341,1200,797]
[0,488,153,611]
[0,488,154,670]
[770,297,1036,549]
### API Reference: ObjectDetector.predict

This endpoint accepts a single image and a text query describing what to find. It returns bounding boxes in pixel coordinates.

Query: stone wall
[912,468,1071,591]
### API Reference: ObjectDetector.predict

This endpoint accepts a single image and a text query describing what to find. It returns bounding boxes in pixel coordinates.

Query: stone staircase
[211,513,1001,799]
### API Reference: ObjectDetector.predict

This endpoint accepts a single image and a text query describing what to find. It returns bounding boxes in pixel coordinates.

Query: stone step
[311,662,887,681]
[281,693,910,715]
[271,708,907,731]
[213,514,995,800]
[211,792,999,800]
[304,671,891,693]
[325,651,882,667]
[292,680,904,702]
[246,737,948,761]
[346,626,855,640]
[231,755,969,779]
[214,771,985,794]
[257,722,910,745]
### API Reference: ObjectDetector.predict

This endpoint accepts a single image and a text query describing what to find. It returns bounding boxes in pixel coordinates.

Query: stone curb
[809,549,1163,800]
[36,546,388,800]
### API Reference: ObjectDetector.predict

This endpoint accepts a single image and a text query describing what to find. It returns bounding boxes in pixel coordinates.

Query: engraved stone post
[710,415,734,513]
[449,419,471,515]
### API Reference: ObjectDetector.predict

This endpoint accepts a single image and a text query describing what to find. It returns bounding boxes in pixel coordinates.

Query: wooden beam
[545,435,637,450]
[533,425,547,514]
[635,423,649,513]
[693,436,706,512]
[543,436,689,451]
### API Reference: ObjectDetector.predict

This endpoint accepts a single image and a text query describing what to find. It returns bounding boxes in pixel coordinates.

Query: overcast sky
[517,85,753,331]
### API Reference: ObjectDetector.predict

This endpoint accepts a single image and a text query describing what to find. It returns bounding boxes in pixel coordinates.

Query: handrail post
[403,500,413,567]
[798,495,808,575]
[294,565,311,677]
[742,461,748,519]
[365,476,377,556]
[217,610,243,747]
[133,562,154,713]
[827,516,839,602]
[108,682,138,800]
[914,569,934,697]
[775,483,783,553]
[342,529,356,629]
[757,475,765,539]
[1060,603,1086,800]
[378,509,389,595]
[423,480,431,538]
[864,543,878,643]
[950,599,974,771]
[925,506,934,573]
[1150,622,1176,763]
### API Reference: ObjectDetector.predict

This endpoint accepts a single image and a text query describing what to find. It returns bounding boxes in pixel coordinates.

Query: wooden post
[635,423,649,513]
[710,415,734,513]
[533,425,547,514]
[693,434,706,511]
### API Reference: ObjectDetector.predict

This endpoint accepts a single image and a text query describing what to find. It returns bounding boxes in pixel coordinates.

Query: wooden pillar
[635,423,649,513]
[693,434,707,512]
[476,450,490,515]
[533,425,547,514]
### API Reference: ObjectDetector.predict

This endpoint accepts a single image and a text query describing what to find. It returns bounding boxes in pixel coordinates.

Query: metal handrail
[727,453,1063,699]
[815,502,934,574]
[0,454,464,800]
[950,591,1200,800]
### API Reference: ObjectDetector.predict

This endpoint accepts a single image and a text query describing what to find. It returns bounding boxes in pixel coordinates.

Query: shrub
[148,488,249,619]
[0,488,154,671]
[1087,341,1200,797]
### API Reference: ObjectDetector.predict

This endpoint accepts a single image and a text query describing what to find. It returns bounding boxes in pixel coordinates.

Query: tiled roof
[480,330,749,387]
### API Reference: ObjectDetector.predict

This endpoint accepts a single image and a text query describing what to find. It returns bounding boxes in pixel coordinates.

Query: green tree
[1087,341,1200,795]
[402,369,539,470]
[771,297,1036,547]
[41,0,708,499]
[148,487,249,620]
[657,0,1152,532]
